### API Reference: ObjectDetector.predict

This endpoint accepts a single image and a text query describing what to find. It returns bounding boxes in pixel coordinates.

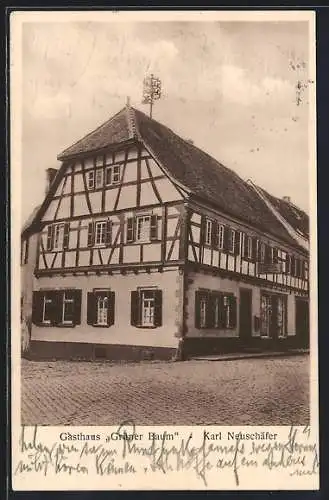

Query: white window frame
[94,221,107,246]
[53,223,65,251]
[136,215,151,243]
[228,229,236,254]
[96,295,109,326]
[42,295,52,324]
[87,170,95,190]
[62,291,74,325]
[246,236,252,259]
[200,297,207,328]
[141,290,155,327]
[106,164,121,186]
[95,169,104,188]
[205,219,212,246]
[218,224,224,250]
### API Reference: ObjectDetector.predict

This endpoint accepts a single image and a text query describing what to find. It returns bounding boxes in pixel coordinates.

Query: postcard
[11,9,318,491]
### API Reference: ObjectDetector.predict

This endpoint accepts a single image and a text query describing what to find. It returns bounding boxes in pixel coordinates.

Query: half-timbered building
[21,103,310,361]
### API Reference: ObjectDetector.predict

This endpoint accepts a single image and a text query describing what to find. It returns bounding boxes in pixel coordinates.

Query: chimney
[282,196,291,203]
[46,168,58,194]
[186,139,194,145]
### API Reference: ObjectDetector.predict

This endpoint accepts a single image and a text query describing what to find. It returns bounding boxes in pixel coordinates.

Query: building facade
[21,104,309,361]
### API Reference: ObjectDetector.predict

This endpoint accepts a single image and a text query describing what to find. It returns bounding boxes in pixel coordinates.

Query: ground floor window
[195,290,237,329]
[260,293,287,338]
[131,288,162,328]
[87,290,115,327]
[32,289,82,327]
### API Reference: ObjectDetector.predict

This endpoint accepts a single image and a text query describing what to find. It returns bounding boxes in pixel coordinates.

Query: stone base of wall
[26,341,177,362]
[181,335,304,359]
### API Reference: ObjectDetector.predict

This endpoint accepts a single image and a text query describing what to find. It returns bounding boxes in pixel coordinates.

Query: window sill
[91,324,112,328]
[133,325,159,329]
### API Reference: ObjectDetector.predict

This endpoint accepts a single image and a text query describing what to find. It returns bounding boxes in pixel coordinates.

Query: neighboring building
[21,103,309,361]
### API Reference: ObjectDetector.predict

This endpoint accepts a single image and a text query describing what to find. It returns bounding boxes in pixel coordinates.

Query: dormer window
[106,165,121,186]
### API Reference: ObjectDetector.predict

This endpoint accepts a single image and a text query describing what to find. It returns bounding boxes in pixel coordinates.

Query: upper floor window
[95,169,104,188]
[87,170,95,190]
[218,225,224,250]
[228,229,236,254]
[87,219,112,247]
[32,289,82,327]
[106,165,121,186]
[46,223,70,251]
[87,290,115,327]
[205,219,213,246]
[95,221,107,246]
[131,288,162,328]
[127,214,158,243]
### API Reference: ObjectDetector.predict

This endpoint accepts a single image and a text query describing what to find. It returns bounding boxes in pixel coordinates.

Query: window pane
[136,216,151,242]
[88,171,95,189]
[53,224,64,250]
[95,222,106,245]
[141,292,155,326]
[96,169,103,188]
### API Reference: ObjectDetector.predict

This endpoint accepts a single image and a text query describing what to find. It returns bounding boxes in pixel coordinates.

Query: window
[195,291,237,329]
[259,242,266,263]
[53,224,65,250]
[87,219,112,247]
[228,229,236,254]
[32,289,82,327]
[62,290,75,325]
[131,289,162,328]
[95,221,107,246]
[243,235,253,259]
[127,214,158,243]
[106,165,121,186]
[47,223,70,251]
[205,219,212,246]
[87,171,95,190]
[218,225,224,250]
[136,216,151,242]
[87,290,115,327]
[42,293,53,324]
[95,169,104,188]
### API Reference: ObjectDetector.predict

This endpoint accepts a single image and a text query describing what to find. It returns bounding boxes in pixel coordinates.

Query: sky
[20,17,312,222]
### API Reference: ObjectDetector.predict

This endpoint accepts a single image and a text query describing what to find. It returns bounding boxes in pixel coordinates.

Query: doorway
[295,298,309,348]
[239,288,252,342]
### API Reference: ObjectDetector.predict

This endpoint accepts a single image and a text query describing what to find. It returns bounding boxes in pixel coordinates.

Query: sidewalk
[190,348,309,362]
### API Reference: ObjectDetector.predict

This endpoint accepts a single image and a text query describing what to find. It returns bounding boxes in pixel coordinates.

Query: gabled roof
[21,205,41,236]
[38,104,308,252]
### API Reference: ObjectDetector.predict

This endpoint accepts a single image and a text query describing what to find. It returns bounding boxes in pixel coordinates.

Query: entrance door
[295,299,309,348]
[239,288,252,342]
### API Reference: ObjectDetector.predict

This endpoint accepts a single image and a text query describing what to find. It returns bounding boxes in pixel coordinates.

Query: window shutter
[273,247,279,264]
[154,290,163,327]
[106,219,112,246]
[87,292,96,325]
[63,223,70,249]
[127,217,135,243]
[24,238,30,264]
[130,291,140,326]
[49,291,61,325]
[87,222,95,247]
[195,291,201,328]
[46,226,54,251]
[291,255,296,276]
[230,296,237,329]
[212,223,219,248]
[265,244,271,264]
[32,291,44,325]
[108,291,115,326]
[223,226,230,252]
[150,215,158,240]
[234,231,241,255]
[252,237,258,261]
[286,254,291,274]
[206,292,213,328]
[199,216,205,245]
[73,289,82,325]
[243,234,248,258]
[218,294,225,328]
[257,241,262,262]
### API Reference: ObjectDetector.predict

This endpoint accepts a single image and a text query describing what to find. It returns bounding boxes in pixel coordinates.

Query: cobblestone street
[21,355,309,426]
